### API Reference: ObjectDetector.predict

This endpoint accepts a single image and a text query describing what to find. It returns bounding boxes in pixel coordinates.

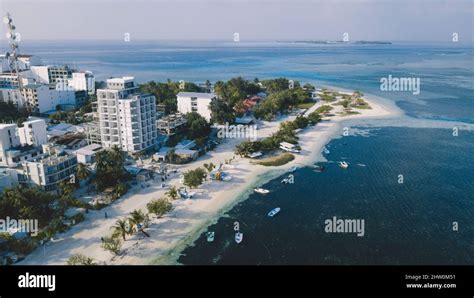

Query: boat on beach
[289,166,297,172]
[338,161,349,169]
[268,207,281,217]
[254,188,270,194]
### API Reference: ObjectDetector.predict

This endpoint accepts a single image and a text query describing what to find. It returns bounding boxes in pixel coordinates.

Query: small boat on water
[338,161,349,169]
[235,232,243,244]
[323,147,330,154]
[254,188,270,194]
[281,178,289,184]
[313,164,325,172]
[206,231,215,242]
[289,166,297,173]
[357,163,366,167]
[268,207,281,217]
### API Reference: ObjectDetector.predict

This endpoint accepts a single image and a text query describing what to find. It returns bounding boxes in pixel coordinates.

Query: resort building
[97,77,157,154]
[75,143,104,164]
[17,144,78,192]
[20,83,77,113]
[156,113,187,136]
[177,92,216,122]
[0,123,21,166]
[18,118,48,147]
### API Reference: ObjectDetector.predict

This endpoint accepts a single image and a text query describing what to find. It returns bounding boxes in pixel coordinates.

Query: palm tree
[76,163,91,183]
[128,209,150,237]
[165,186,179,200]
[112,218,130,241]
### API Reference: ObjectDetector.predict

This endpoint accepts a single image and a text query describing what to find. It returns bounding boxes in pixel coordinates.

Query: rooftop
[176,92,216,99]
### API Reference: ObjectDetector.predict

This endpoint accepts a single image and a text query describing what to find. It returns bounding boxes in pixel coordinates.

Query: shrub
[147,198,172,218]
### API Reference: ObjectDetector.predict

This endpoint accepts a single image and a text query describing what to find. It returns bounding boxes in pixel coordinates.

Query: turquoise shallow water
[178,127,474,265]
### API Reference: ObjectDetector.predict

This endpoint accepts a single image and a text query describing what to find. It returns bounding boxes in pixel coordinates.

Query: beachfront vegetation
[128,209,150,237]
[203,162,216,173]
[210,98,235,124]
[66,254,97,265]
[165,186,179,200]
[183,167,207,188]
[257,153,295,166]
[214,77,261,107]
[253,87,310,120]
[140,80,204,114]
[147,198,172,218]
[93,146,128,192]
[112,218,131,241]
[315,105,334,114]
[184,112,211,143]
[76,163,91,184]
[0,187,60,228]
[101,236,122,255]
[307,111,322,125]
[0,101,28,124]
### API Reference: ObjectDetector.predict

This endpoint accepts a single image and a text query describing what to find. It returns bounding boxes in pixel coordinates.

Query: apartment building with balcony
[18,145,77,192]
[97,77,157,154]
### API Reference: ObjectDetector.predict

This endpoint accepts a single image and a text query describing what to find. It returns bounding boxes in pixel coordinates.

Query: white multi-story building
[18,118,48,147]
[20,83,76,113]
[18,144,77,192]
[177,92,216,122]
[29,66,95,95]
[0,124,21,165]
[97,77,157,153]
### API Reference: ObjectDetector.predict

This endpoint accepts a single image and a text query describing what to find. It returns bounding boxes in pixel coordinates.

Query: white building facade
[18,118,48,147]
[177,92,216,122]
[97,77,157,153]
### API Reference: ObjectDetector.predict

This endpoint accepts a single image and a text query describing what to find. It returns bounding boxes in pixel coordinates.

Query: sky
[0,0,473,42]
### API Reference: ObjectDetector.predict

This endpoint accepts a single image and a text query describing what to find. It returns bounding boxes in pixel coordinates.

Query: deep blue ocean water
[4,40,473,264]
[10,40,474,123]
[178,127,474,265]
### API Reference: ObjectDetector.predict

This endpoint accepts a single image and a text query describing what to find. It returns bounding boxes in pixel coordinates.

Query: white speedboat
[268,207,281,217]
[254,188,270,194]
[338,161,349,169]
[323,147,330,154]
[289,166,297,173]
[281,178,289,184]
[235,232,243,244]
[207,231,215,242]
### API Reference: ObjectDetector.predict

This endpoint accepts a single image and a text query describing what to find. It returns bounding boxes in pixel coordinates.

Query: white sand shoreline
[18,91,402,265]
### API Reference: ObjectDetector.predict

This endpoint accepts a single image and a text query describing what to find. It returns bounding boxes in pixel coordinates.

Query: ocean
[7,40,474,264]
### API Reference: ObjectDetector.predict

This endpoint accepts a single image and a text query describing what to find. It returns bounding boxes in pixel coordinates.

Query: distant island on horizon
[277,40,392,45]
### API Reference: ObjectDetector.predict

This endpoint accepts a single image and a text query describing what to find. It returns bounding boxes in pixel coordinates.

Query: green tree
[183,168,207,188]
[101,236,122,255]
[210,98,235,124]
[112,218,131,241]
[76,163,91,183]
[185,112,211,140]
[147,198,172,218]
[165,185,179,200]
[66,254,97,265]
[94,146,127,191]
[128,209,150,237]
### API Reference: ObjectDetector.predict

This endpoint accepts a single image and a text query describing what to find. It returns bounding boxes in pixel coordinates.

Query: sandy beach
[18,94,402,265]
